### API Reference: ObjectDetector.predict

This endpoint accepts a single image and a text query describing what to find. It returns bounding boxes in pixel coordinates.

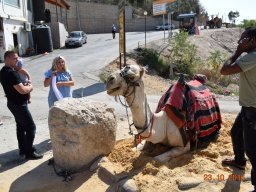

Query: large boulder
[48,98,116,172]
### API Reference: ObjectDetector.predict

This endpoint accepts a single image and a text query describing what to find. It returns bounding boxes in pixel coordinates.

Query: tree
[228,11,240,25]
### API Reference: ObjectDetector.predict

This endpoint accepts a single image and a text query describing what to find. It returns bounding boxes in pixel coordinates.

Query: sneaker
[19,147,35,156]
[25,152,43,160]
[0,121,3,126]
[222,157,246,170]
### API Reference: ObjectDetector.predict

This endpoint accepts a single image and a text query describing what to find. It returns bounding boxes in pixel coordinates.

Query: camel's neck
[126,86,152,128]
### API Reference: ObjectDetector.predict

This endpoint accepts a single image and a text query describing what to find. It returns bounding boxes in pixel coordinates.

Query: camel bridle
[118,66,154,144]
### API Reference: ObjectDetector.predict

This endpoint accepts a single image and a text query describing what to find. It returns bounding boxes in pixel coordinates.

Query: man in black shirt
[0,51,43,160]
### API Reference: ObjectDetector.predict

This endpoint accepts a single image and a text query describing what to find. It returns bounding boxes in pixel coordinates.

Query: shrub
[134,48,170,77]
[168,30,199,76]
[207,50,227,82]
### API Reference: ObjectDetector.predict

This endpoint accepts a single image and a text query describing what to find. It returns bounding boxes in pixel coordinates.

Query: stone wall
[45,2,177,34]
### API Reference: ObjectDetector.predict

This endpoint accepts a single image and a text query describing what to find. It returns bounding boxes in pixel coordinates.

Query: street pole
[171,12,173,38]
[144,11,147,48]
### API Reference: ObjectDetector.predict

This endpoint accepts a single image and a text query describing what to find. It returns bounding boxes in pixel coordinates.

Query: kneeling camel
[106,64,221,162]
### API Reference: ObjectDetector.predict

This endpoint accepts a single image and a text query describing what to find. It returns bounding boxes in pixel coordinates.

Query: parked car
[155,23,175,30]
[65,31,87,48]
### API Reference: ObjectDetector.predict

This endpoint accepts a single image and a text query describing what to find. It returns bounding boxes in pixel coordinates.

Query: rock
[176,177,202,190]
[117,178,139,192]
[48,98,116,172]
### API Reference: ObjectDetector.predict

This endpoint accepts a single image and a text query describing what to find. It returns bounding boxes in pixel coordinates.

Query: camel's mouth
[106,86,120,95]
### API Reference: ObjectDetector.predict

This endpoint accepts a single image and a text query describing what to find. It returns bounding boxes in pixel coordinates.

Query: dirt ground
[1,28,253,192]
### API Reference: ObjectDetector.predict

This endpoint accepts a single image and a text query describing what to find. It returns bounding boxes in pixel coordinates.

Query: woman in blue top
[44,56,74,107]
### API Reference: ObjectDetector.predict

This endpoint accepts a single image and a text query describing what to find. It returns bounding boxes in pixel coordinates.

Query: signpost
[153,0,177,42]
[153,0,176,16]
[118,0,126,68]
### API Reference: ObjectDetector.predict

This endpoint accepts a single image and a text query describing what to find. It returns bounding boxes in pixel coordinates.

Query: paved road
[0,31,240,168]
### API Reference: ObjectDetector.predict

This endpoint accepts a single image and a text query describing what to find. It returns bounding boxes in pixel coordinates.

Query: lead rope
[124,99,134,135]
[48,158,73,182]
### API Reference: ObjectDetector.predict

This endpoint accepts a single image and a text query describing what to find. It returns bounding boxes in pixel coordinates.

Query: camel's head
[106,64,145,96]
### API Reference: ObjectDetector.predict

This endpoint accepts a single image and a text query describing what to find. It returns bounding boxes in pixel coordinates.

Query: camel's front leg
[132,140,146,151]
[154,142,190,163]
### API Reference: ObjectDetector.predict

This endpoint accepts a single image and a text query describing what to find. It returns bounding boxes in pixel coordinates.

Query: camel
[106,64,221,163]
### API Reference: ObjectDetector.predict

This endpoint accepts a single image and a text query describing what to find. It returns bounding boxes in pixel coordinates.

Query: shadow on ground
[9,160,94,192]
[73,83,106,98]
[0,139,51,173]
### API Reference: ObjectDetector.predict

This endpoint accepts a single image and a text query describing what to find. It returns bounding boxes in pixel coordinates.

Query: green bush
[135,48,170,77]
[168,30,199,76]
[207,50,227,82]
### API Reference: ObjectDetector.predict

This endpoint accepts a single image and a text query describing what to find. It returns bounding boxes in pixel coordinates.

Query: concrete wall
[45,2,177,34]
[48,22,68,48]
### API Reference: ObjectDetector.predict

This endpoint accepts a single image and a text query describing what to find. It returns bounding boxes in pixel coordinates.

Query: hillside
[104,27,243,96]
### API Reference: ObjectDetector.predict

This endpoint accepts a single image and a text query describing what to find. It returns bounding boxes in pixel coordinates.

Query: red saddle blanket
[155,79,222,146]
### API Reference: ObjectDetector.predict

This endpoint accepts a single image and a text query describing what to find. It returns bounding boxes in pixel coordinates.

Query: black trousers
[231,106,256,186]
[7,101,36,155]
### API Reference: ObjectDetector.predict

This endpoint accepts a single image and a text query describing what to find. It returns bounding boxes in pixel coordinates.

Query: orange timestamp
[204,174,245,182]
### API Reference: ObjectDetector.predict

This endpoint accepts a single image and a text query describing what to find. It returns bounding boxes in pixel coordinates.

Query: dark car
[65,31,87,48]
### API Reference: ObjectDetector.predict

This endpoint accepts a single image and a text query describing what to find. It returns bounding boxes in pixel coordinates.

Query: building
[0,0,33,61]
[0,0,70,61]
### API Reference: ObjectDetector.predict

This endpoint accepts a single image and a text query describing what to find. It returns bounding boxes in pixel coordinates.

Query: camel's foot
[142,141,156,153]
[154,153,170,163]
[132,140,146,151]
[132,140,156,153]
[153,143,191,163]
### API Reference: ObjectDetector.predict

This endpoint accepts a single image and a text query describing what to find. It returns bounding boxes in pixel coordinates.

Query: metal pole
[123,4,126,66]
[168,12,170,38]
[163,14,165,42]
[170,13,172,38]
[144,15,146,48]
[55,0,58,22]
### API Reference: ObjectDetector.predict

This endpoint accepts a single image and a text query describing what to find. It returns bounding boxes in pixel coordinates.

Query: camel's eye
[108,76,115,82]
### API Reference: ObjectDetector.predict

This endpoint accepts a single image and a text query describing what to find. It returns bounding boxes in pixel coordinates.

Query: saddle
[155,77,222,150]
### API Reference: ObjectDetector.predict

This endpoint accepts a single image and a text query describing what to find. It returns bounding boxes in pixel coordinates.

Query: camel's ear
[139,66,146,78]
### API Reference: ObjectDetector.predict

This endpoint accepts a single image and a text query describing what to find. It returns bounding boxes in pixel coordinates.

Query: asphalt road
[0,31,240,167]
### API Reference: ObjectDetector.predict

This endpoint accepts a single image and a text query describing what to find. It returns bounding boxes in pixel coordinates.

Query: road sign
[153,0,176,16]
[119,11,125,53]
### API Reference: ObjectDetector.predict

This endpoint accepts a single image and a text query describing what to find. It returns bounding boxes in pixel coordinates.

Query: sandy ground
[1,28,253,192]
[0,114,253,192]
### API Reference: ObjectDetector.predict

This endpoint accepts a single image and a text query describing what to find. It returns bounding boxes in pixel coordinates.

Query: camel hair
[106,64,220,163]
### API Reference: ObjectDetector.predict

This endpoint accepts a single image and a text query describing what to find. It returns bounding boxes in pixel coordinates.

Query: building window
[4,0,20,7]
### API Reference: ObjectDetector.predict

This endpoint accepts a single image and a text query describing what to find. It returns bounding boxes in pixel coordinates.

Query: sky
[199,0,256,24]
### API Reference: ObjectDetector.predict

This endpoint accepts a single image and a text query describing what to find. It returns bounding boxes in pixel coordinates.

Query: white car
[155,23,175,30]
[65,31,87,48]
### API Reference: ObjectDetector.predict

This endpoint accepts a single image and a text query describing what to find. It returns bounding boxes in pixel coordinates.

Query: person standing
[0,51,43,160]
[112,24,116,39]
[44,56,74,108]
[220,27,256,191]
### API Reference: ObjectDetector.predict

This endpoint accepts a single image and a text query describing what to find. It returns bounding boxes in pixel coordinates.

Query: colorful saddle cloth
[155,79,222,147]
